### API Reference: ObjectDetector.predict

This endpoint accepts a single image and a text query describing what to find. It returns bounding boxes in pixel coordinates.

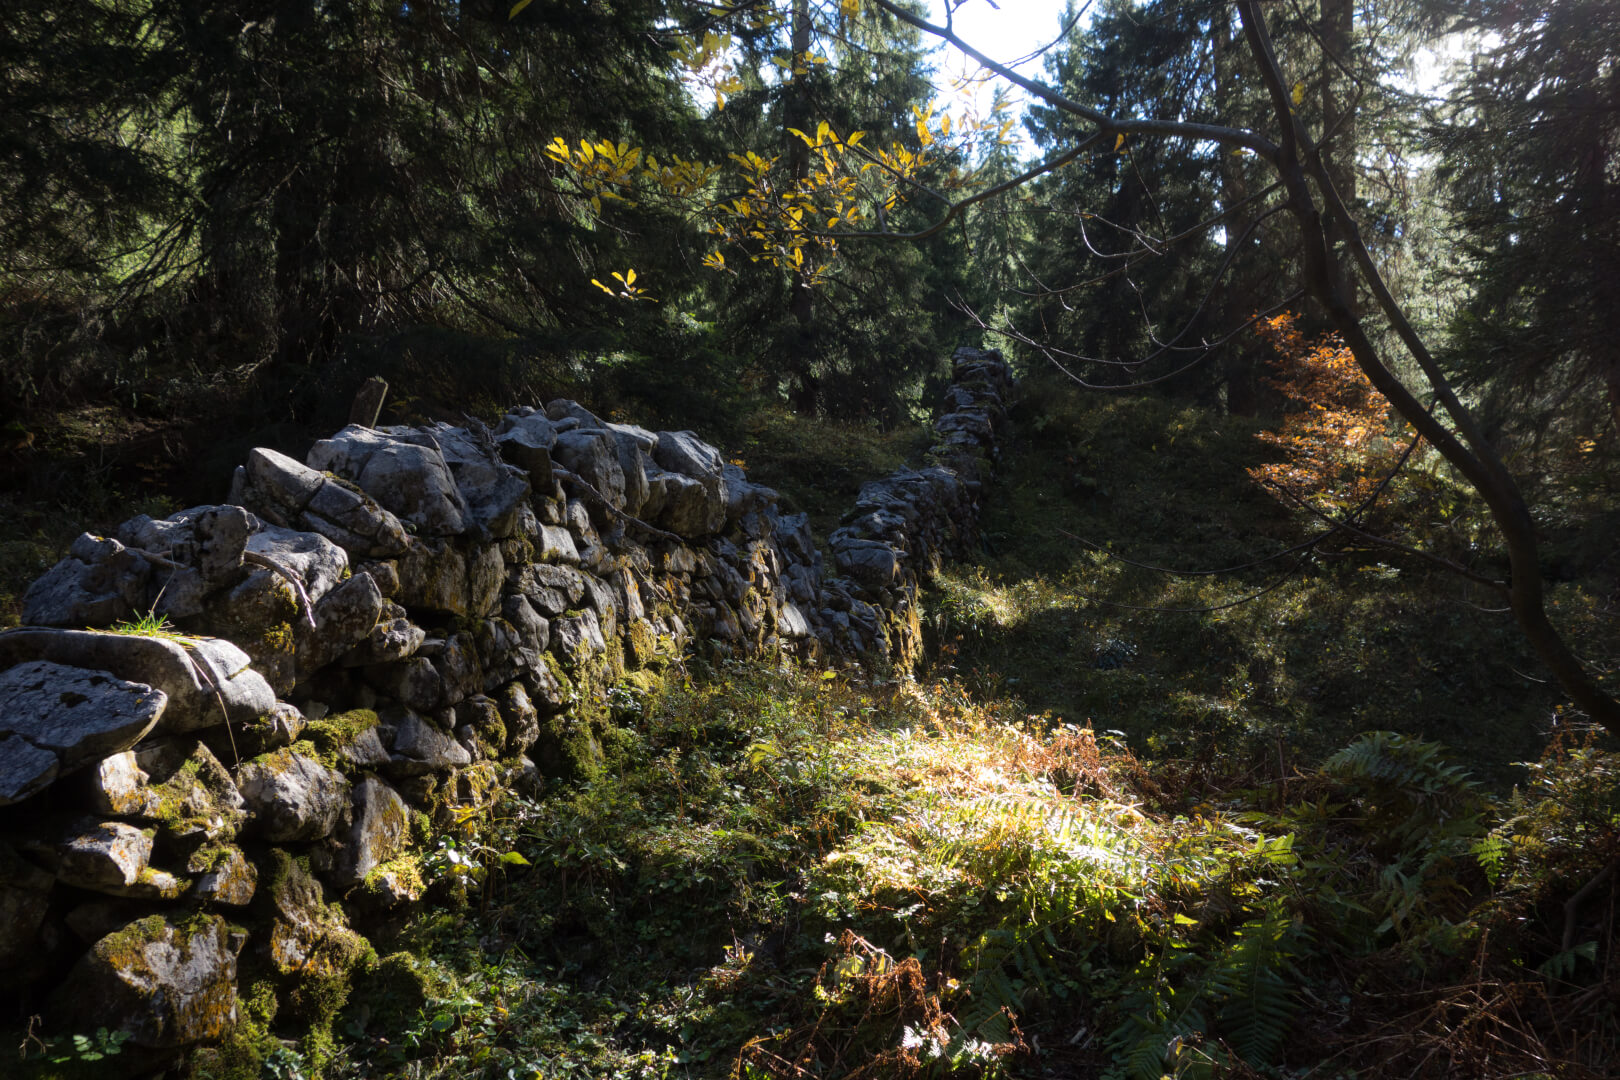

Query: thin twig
[242,551,318,629]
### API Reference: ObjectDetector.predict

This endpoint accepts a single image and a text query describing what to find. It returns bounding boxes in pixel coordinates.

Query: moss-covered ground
[11,372,1620,1079]
[135,659,1612,1080]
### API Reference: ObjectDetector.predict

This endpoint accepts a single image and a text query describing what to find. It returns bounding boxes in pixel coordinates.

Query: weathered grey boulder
[660,543,700,576]
[577,573,619,638]
[721,463,778,525]
[433,632,483,706]
[342,599,424,667]
[395,537,503,617]
[370,656,445,716]
[129,739,247,847]
[429,423,531,539]
[552,610,606,666]
[188,843,257,906]
[302,476,412,558]
[244,522,349,604]
[496,681,540,755]
[238,448,410,558]
[332,777,409,888]
[224,701,307,758]
[356,557,401,598]
[339,724,392,770]
[564,498,598,550]
[545,398,606,428]
[291,708,391,771]
[510,561,587,617]
[262,852,369,980]
[495,412,557,485]
[453,696,506,760]
[534,522,580,565]
[307,425,467,537]
[52,913,238,1048]
[87,750,148,815]
[553,429,626,510]
[774,511,818,564]
[248,570,383,694]
[653,430,729,534]
[22,533,154,628]
[606,423,654,516]
[0,630,272,735]
[831,537,901,588]
[0,734,61,807]
[115,505,253,619]
[648,467,718,535]
[472,615,525,689]
[524,654,570,712]
[236,748,351,842]
[934,409,996,447]
[384,709,472,776]
[501,594,549,660]
[777,601,813,639]
[56,820,155,893]
[612,567,647,622]
[242,446,321,510]
[0,660,168,804]
[0,841,53,968]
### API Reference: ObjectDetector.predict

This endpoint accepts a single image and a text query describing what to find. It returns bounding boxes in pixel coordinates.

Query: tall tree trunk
[1317,0,1360,315]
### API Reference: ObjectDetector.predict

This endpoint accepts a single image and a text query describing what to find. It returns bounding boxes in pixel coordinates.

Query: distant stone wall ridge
[0,345,1012,1055]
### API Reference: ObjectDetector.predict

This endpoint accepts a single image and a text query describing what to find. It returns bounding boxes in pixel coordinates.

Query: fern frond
[1213,906,1308,1065]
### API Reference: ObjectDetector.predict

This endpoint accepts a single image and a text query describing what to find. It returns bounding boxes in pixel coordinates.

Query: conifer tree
[1432,0,1620,454]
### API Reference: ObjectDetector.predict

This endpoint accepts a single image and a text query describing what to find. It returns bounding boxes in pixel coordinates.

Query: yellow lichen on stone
[261,621,295,654]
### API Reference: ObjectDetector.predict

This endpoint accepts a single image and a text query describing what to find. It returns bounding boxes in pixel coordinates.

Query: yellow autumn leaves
[543,137,718,215]
[543,100,1006,301]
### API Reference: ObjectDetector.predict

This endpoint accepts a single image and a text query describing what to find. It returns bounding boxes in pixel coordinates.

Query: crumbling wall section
[0,346,1011,1056]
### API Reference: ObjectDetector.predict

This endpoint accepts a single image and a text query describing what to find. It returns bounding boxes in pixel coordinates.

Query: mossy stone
[51,913,238,1049]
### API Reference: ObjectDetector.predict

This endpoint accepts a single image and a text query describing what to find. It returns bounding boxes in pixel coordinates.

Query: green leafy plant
[47,1027,130,1064]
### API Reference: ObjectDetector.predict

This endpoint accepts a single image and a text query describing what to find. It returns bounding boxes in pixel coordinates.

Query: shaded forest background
[3,0,1616,567]
[2,0,1616,506]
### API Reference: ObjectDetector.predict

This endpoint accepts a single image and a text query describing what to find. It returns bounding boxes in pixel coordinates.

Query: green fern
[956,925,1058,1044]
[1324,730,1482,823]
[1213,907,1307,1064]
[1108,900,1309,1077]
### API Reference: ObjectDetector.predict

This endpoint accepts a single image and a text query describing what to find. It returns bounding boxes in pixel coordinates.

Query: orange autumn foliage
[1247,311,1416,512]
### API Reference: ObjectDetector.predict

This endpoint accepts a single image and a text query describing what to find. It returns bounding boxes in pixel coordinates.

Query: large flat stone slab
[0,629,272,735]
[0,660,168,805]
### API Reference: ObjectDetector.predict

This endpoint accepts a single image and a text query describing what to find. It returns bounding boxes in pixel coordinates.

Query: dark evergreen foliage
[1433,0,1620,453]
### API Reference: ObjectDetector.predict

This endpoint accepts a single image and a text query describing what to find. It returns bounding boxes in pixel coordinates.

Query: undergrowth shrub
[153,659,1620,1080]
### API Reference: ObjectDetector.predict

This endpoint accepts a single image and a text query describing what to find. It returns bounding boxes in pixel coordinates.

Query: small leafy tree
[1248,311,1415,514]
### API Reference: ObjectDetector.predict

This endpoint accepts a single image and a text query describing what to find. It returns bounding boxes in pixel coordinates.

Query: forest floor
[9,373,1620,1079]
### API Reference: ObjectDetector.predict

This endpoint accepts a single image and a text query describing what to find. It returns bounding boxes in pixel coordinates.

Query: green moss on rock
[261,852,374,1035]
[52,912,238,1050]
[301,708,380,762]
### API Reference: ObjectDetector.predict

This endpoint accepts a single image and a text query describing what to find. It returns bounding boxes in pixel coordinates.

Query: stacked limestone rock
[818,348,1015,666]
[0,346,1010,1059]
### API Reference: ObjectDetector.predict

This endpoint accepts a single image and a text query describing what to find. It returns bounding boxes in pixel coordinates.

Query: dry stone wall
[0,346,1011,1056]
